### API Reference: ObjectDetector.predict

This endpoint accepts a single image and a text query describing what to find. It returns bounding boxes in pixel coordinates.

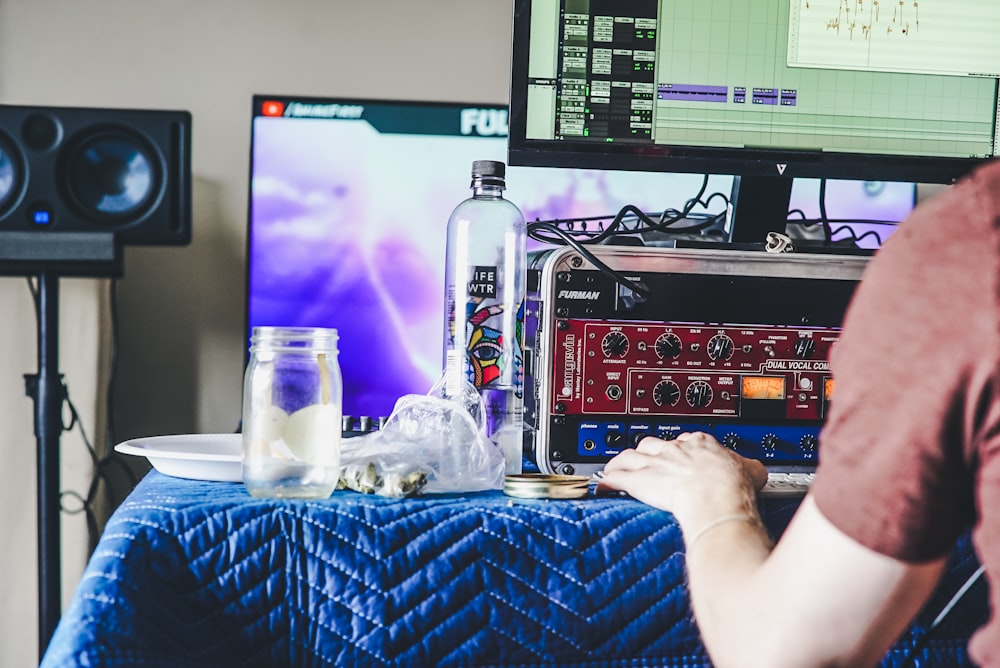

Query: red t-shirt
[811,160,1000,664]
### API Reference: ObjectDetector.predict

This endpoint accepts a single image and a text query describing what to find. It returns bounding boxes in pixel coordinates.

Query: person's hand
[597,432,768,526]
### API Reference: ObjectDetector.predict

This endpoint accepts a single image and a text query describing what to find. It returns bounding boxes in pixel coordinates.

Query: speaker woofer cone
[62,128,164,224]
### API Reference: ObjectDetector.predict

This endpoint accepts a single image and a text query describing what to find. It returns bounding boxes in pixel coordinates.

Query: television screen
[246,95,915,420]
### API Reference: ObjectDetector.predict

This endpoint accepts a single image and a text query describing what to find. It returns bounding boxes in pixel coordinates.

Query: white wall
[0,1,515,665]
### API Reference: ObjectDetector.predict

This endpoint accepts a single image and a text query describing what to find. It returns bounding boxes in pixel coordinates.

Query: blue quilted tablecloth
[41,471,985,667]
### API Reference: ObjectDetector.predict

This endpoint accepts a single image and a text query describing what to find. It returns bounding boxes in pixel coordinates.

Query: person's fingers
[634,436,671,454]
[618,434,720,468]
[597,468,663,498]
[675,431,721,450]
[641,432,698,449]
[744,458,769,490]
[595,468,631,492]
[635,437,697,463]
[603,448,665,472]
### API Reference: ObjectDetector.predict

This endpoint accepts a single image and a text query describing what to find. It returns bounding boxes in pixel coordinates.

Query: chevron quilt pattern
[41,472,984,667]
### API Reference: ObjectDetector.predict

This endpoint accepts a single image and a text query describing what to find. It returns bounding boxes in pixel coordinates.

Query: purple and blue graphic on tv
[246,95,914,420]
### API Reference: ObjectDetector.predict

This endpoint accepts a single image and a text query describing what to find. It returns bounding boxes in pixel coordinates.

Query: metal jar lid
[502,473,590,499]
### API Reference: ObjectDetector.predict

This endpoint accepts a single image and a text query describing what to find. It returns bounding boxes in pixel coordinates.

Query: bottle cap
[471,160,505,178]
[471,160,506,188]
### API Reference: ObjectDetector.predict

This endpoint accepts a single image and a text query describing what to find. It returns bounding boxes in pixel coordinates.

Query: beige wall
[0,1,514,665]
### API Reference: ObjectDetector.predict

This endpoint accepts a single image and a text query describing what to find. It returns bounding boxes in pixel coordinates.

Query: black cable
[817,178,833,243]
[899,564,986,668]
[527,221,650,299]
[662,209,727,233]
[787,218,901,226]
[26,276,39,316]
[105,278,119,471]
[528,209,642,245]
[786,218,898,249]
[525,177,727,297]
[699,191,730,211]
[828,226,885,247]
[810,178,909,249]
[58,382,137,552]
[571,204,653,244]
[528,176,727,246]
[24,277,136,553]
[641,174,713,235]
[527,207,725,247]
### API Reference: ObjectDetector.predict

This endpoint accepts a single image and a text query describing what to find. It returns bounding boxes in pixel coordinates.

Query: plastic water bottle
[443,160,527,474]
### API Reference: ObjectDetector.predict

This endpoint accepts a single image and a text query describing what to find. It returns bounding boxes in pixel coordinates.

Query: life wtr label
[467,266,497,298]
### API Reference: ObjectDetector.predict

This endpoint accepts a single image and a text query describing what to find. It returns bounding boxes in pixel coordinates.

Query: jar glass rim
[250,326,339,348]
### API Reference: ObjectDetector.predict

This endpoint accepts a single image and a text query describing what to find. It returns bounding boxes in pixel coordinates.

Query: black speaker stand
[2,236,122,657]
[24,271,65,656]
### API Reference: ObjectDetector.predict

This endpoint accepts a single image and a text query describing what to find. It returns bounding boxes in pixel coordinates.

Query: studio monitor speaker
[0,104,191,251]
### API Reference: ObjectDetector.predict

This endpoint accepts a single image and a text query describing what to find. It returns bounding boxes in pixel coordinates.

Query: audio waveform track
[820,0,921,42]
[788,0,1000,77]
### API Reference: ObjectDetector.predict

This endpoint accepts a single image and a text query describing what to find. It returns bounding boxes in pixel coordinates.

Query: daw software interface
[518,0,1000,169]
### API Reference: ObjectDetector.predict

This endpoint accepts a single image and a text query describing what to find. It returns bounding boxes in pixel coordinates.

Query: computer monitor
[508,0,1000,241]
[246,94,917,421]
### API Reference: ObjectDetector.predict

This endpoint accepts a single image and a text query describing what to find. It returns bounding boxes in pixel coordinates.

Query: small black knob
[653,380,680,407]
[686,381,713,408]
[655,333,682,359]
[602,331,629,357]
[707,334,734,361]
[794,337,816,359]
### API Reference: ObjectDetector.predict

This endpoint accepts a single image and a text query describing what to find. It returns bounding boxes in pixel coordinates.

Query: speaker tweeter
[22,112,61,152]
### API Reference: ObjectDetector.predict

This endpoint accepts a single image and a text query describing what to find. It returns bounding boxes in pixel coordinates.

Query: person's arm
[599,432,946,668]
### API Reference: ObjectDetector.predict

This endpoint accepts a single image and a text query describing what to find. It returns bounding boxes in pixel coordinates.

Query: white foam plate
[115,433,242,482]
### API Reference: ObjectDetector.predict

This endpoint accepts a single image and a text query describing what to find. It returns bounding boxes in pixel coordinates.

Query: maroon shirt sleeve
[811,163,1000,562]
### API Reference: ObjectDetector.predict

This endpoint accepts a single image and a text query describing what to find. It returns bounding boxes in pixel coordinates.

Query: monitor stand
[727,175,794,244]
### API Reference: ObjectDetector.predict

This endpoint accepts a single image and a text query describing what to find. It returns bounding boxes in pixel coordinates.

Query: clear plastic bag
[337,376,505,497]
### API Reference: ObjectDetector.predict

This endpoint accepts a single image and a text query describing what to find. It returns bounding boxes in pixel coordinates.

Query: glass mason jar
[242,326,342,498]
